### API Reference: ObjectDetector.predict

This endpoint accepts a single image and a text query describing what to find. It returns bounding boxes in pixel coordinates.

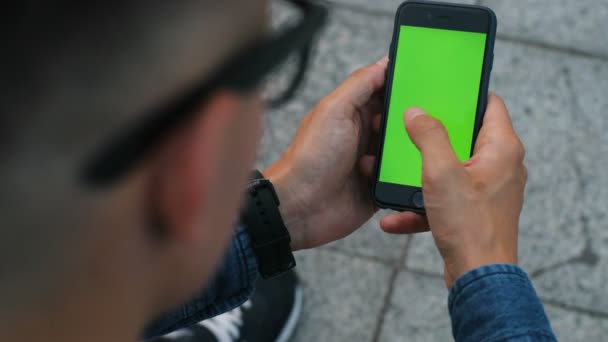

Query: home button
[411,191,424,209]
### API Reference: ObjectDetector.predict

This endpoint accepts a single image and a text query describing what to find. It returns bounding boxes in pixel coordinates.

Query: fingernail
[405,107,426,122]
[376,56,389,68]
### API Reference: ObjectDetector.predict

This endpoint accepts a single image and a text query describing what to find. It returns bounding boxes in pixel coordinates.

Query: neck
[0,284,146,342]
[2,317,138,342]
[0,258,155,342]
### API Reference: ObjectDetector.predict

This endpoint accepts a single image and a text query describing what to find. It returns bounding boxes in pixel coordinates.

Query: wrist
[445,251,518,288]
[263,160,308,251]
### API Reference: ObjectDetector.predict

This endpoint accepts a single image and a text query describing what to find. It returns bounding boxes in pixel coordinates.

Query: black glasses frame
[82,0,328,187]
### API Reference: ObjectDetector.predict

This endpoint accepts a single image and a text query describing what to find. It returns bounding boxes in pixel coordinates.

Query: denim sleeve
[448,264,557,342]
[142,225,258,339]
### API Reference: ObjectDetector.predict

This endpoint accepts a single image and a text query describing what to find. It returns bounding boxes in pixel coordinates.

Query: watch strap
[242,171,296,278]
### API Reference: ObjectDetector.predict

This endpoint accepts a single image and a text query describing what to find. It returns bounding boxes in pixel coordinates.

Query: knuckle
[510,138,526,163]
[423,168,442,184]
[423,163,456,185]
[516,139,526,159]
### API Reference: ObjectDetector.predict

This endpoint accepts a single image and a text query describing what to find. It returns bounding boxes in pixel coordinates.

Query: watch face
[247,170,266,189]
[247,179,280,205]
[249,170,265,182]
[247,178,270,190]
[246,178,263,188]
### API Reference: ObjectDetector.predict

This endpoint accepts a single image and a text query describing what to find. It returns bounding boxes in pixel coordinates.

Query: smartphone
[373,0,497,212]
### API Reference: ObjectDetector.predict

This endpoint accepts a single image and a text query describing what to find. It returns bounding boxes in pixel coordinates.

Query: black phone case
[372,0,497,213]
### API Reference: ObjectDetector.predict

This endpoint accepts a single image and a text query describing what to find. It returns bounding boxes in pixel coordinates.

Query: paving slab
[378,271,452,342]
[324,0,608,58]
[405,233,444,275]
[328,210,409,262]
[291,248,392,342]
[401,234,566,280]
[377,270,608,341]
[481,0,608,57]
[326,0,475,15]
[565,51,608,255]
[532,56,608,315]
[535,261,608,315]
[265,1,608,339]
[544,304,608,341]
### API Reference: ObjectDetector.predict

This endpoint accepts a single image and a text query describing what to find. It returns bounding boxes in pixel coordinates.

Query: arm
[143,225,258,338]
[449,264,555,341]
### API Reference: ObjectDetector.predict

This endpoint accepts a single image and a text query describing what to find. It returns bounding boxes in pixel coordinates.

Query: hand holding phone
[374,0,497,212]
[381,95,527,287]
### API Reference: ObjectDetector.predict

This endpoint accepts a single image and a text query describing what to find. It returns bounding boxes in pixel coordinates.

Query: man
[1,1,555,341]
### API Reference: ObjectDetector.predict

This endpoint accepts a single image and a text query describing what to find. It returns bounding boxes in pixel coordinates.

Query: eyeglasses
[82,0,328,187]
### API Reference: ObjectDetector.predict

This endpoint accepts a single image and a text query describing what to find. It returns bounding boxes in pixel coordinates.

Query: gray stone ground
[259,1,608,341]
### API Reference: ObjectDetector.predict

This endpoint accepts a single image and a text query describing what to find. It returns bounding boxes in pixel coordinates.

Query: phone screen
[379,25,487,187]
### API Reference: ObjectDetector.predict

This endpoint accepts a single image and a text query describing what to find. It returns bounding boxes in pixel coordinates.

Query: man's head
[1,1,267,338]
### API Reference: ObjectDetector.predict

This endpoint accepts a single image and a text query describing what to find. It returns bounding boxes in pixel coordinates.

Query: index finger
[330,56,389,111]
[481,93,517,138]
[473,94,516,150]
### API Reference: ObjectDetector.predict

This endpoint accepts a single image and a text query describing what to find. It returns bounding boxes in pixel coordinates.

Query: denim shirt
[144,227,556,341]
[143,225,258,338]
[449,264,556,341]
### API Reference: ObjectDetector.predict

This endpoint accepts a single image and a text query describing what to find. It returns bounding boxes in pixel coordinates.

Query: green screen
[379,25,487,187]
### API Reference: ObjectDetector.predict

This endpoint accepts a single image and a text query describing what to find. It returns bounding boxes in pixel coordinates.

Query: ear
[150,92,242,242]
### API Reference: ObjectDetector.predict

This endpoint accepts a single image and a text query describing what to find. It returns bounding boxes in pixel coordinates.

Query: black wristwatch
[241,170,296,278]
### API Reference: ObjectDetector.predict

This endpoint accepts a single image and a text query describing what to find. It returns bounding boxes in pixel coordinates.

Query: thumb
[404,107,461,178]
